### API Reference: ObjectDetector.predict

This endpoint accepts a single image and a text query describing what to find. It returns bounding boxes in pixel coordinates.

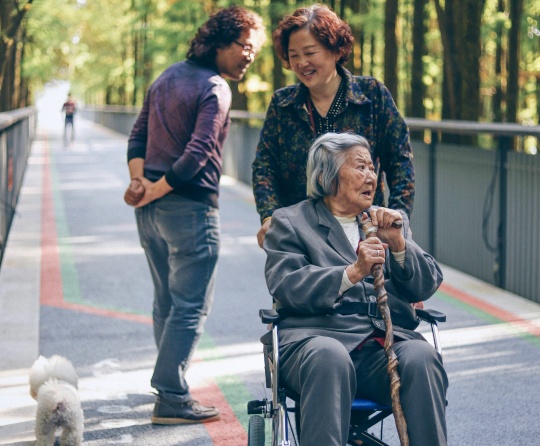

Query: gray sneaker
[151,396,220,424]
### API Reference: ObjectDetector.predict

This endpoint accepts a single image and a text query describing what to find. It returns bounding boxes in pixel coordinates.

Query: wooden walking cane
[360,216,409,446]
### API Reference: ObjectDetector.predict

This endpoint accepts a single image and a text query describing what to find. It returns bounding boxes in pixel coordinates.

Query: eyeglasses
[232,40,256,57]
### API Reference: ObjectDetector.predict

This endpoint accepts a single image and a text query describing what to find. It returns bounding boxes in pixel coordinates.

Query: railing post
[496,136,511,289]
[429,130,438,256]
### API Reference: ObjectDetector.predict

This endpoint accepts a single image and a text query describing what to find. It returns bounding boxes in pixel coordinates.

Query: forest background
[1,0,539,152]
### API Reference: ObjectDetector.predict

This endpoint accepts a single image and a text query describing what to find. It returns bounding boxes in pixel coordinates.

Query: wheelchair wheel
[248,415,265,446]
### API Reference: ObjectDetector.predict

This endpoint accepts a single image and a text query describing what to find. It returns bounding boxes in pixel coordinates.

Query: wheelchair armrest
[259,308,281,324]
[416,308,446,323]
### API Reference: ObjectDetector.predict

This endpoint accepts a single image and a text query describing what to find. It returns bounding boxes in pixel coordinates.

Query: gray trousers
[279,336,448,446]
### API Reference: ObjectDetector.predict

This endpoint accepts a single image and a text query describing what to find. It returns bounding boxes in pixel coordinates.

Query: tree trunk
[493,0,506,123]
[384,0,399,99]
[435,0,486,143]
[132,27,140,106]
[13,26,25,109]
[0,0,34,111]
[350,0,370,76]
[105,85,113,105]
[537,77,540,125]
[434,0,458,120]
[142,11,152,98]
[358,30,365,75]
[0,43,15,112]
[370,34,376,77]
[230,81,248,111]
[410,0,427,139]
[0,0,10,107]
[506,0,523,124]
[410,0,426,117]
[270,0,287,91]
[458,0,485,122]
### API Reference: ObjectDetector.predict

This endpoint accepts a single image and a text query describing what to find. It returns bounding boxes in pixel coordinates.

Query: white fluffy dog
[29,355,84,446]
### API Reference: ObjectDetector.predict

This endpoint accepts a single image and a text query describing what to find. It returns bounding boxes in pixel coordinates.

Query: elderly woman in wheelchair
[249,132,448,446]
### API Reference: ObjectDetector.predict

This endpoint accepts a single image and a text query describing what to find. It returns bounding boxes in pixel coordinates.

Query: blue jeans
[135,194,220,402]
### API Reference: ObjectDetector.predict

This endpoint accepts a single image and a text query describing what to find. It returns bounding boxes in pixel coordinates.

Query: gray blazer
[263,199,443,351]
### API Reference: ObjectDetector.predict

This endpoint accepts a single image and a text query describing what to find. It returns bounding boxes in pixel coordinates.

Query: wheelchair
[247,307,446,446]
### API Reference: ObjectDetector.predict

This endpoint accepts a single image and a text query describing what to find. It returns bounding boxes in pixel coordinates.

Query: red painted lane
[192,382,248,444]
[440,282,540,338]
[40,140,64,307]
[48,300,153,325]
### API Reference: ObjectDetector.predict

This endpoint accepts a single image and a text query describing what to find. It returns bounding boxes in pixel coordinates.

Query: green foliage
[16,0,539,125]
[23,0,77,87]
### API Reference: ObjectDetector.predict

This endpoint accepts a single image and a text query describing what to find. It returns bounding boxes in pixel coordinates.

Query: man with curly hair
[124,6,265,424]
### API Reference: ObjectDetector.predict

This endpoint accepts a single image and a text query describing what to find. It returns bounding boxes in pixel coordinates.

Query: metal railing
[404,119,540,302]
[0,107,37,266]
[81,106,540,304]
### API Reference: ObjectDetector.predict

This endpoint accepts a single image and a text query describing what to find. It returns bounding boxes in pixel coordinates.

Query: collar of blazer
[314,199,360,264]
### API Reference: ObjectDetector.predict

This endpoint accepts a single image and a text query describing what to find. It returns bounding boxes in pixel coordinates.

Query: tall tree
[131,0,154,106]
[270,0,287,91]
[492,0,506,123]
[384,0,399,98]
[0,0,35,111]
[410,0,427,120]
[434,0,487,124]
[370,34,376,77]
[230,82,248,111]
[505,0,523,124]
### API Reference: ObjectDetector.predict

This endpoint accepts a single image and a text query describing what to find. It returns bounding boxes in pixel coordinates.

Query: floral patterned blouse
[252,65,414,223]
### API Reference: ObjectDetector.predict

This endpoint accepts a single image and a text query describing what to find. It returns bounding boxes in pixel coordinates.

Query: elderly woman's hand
[257,217,272,248]
[366,208,406,253]
[346,237,387,284]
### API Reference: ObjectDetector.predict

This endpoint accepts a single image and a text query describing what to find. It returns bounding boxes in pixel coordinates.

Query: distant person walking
[123,6,265,425]
[61,93,76,144]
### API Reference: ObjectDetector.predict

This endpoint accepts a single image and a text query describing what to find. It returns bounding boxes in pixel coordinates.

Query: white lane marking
[97,405,132,414]
[107,434,134,444]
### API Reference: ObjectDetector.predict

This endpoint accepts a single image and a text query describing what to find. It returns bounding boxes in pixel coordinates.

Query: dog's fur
[29,355,84,446]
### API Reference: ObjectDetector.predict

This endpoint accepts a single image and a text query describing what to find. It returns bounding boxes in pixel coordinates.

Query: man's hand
[124,178,145,206]
[134,176,173,208]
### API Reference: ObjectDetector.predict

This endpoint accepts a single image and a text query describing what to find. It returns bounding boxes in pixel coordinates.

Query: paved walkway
[0,115,539,445]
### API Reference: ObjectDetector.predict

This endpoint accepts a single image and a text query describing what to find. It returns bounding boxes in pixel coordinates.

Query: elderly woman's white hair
[306,132,371,199]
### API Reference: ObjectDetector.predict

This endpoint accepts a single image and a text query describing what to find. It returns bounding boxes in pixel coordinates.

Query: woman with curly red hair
[253,4,414,248]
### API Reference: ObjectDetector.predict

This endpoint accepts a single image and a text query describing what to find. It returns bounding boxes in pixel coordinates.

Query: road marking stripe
[47,300,153,324]
[40,139,64,307]
[440,283,540,338]
[191,381,248,444]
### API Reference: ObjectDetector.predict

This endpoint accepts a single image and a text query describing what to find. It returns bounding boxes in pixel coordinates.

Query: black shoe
[151,397,220,424]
